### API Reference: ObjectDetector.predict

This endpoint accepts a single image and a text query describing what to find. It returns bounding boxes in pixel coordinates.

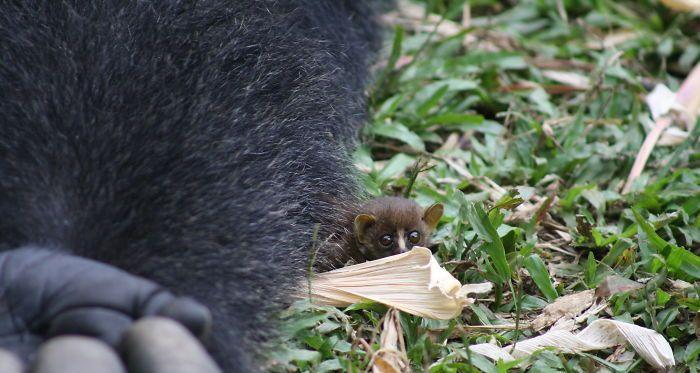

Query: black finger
[31,336,125,373]
[154,297,212,339]
[47,309,132,348]
[4,247,162,325]
[138,290,212,339]
[121,317,222,373]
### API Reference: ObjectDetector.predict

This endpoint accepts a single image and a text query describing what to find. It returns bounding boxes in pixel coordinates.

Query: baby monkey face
[353,197,443,260]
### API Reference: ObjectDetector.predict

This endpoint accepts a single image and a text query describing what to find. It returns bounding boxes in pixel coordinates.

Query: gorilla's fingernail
[32,336,126,373]
[0,348,23,373]
[156,297,212,339]
[121,317,221,373]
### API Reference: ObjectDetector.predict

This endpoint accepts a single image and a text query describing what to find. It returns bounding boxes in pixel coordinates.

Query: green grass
[275,0,700,371]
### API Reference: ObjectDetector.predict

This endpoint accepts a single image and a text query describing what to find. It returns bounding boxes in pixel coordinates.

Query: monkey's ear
[354,214,376,243]
[422,203,443,230]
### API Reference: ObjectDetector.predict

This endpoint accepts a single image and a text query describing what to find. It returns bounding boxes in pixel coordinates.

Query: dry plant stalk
[469,319,675,370]
[622,117,672,194]
[304,247,492,320]
[371,308,409,373]
[623,62,700,193]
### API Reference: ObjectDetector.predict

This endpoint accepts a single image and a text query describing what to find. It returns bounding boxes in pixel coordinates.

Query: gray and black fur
[0,1,380,371]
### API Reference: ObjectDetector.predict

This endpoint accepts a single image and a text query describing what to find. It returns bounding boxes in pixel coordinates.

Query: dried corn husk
[660,0,700,11]
[304,247,492,320]
[469,319,675,370]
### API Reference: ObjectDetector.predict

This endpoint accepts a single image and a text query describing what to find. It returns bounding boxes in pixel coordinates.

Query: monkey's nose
[396,240,408,254]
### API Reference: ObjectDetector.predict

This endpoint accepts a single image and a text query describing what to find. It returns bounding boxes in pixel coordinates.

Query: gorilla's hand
[0,247,211,358]
[1,318,222,373]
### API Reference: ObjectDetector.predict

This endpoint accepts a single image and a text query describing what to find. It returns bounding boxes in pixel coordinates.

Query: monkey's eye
[379,234,393,247]
[407,231,420,244]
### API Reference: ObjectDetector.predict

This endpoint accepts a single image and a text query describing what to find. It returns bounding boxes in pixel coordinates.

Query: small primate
[349,197,444,261]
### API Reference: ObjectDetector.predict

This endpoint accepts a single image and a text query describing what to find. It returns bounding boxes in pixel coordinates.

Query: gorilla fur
[0,1,380,371]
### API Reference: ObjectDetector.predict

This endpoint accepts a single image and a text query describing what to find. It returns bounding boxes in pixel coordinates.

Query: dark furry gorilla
[0,1,380,371]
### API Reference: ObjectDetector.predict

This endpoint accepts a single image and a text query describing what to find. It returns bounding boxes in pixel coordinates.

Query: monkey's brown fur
[334,197,443,263]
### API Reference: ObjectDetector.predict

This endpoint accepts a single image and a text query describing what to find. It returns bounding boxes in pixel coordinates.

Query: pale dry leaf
[536,242,575,257]
[657,126,689,146]
[542,70,590,90]
[394,0,423,19]
[609,349,637,364]
[646,84,683,121]
[595,275,644,298]
[660,0,700,11]
[670,279,693,291]
[646,66,700,127]
[458,282,493,297]
[541,122,555,138]
[573,302,606,324]
[303,247,492,320]
[585,31,637,50]
[675,63,700,125]
[550,318,576,332]
[624,63,700,193]
[469,319,675,370]
[389,0,462,37]
[554,229,572,242]
[531,290,595,331]
[373,358,402,373]
[371,308,408,373]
